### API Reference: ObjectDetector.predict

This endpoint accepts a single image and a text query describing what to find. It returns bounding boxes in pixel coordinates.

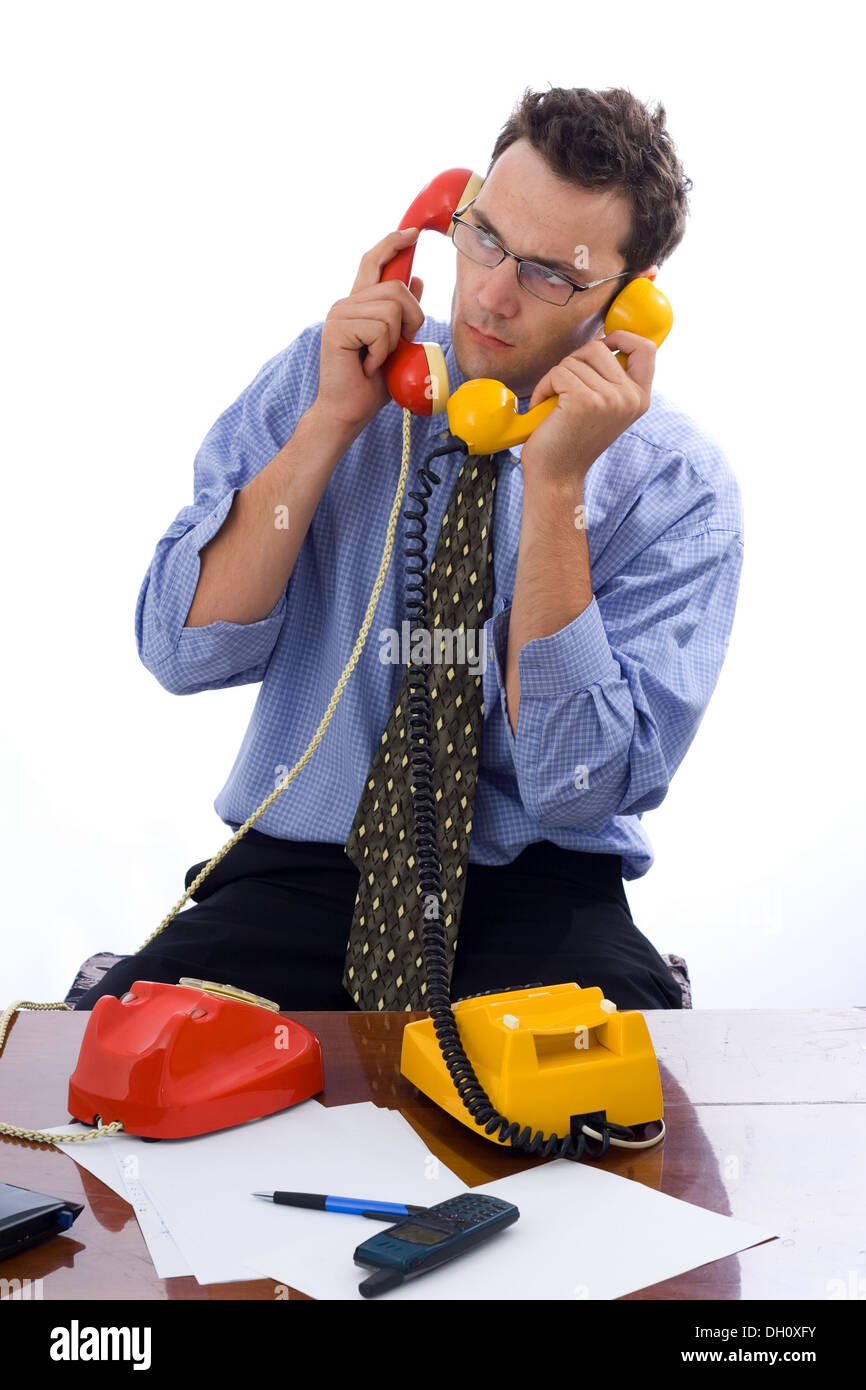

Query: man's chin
[453,326,532,401]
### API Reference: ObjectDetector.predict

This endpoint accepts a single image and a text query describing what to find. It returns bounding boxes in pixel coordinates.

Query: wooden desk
[1,1007,864,1301]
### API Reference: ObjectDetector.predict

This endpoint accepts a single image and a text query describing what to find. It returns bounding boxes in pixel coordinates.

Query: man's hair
[487,86,692,271]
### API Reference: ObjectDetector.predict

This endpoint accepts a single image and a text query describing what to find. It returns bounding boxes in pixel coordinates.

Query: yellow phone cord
[0,409,415,1144]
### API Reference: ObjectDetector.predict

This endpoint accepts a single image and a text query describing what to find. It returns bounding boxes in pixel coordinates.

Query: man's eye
[539,266,572,286]
[529,263,570,287]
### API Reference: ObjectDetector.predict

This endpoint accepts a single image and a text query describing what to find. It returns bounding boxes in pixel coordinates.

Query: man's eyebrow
[470,205,584,278]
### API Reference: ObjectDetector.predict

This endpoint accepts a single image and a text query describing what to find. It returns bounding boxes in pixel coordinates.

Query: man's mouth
[466,322,512,349]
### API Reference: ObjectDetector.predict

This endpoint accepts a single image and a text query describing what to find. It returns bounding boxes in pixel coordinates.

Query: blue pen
[253,1191,428,1221]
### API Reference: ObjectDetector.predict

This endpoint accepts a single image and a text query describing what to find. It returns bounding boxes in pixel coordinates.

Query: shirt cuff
[491,598,619,700]
[186,489,237,559]
[160,489,286,654]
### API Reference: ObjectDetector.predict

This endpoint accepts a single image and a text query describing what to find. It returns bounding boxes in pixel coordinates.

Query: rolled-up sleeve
[490,526,744,832]
[135,323,322,695]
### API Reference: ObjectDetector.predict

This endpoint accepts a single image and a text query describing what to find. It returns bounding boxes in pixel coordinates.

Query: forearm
[185,402,360,628]
[504,472,592,733]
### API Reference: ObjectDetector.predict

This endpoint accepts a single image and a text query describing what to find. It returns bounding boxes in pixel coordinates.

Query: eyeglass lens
[452,219,575,305]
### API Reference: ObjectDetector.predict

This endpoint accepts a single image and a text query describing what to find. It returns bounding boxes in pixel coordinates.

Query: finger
[347,319,397,377]
[351,300,421,373]
[327,308,400,376]
[555,354,646,421]
[339,285,424,346]
[409,275,424,302]
[361,322,393,375]
[601,331,657,394]
[359,314,402,376]
[528,343,615,409]
[350,227,419,294]
[528,359,601,411]
[528,368,555,411]
[558,354,614,396]
[570,338,630,386]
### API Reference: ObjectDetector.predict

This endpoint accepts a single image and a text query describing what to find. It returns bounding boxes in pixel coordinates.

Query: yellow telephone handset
[446,275,674,456]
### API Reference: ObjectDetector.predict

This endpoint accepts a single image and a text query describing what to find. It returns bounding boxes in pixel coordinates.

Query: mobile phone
[0,1182,83,1261]
[353,1192,519,1298]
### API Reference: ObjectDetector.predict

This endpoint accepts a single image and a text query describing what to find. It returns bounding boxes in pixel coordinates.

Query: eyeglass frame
[450,196,635,303]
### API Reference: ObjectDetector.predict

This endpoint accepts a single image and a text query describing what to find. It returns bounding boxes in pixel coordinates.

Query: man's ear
[584,266,661,347]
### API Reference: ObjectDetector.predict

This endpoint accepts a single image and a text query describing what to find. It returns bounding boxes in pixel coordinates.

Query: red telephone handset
[381,169,674,455]
[381,168,483,415]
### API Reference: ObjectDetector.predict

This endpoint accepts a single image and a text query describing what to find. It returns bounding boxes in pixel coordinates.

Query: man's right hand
[312,227,425,437]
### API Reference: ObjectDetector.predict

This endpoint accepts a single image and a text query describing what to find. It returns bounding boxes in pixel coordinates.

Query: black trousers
[73,832,683,1012]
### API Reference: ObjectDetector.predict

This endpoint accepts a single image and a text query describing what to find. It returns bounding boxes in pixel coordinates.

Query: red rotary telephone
[380,167,674,455]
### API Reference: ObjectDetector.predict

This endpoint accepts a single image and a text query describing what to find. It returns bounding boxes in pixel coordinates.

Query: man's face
[449,138,656,401]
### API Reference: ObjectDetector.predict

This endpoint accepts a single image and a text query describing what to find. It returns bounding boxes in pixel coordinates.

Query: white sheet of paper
[46,1107,776,1300]
[139,1101,465,1287]
[246,1155,778,1300]
[42,1122,193,1277]
[45,1102,466,1287]
[43,1122,129,1199]
[111,1157,193,1280]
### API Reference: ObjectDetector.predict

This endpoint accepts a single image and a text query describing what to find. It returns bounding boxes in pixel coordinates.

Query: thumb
[409,275,424,301]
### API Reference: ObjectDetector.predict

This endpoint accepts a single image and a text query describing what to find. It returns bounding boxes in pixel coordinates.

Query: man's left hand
[520,330,657,484]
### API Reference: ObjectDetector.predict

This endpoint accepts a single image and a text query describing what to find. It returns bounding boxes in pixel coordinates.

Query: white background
[2,1,863,1008]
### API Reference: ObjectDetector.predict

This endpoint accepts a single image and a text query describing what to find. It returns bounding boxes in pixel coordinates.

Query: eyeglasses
[451,197,633,306]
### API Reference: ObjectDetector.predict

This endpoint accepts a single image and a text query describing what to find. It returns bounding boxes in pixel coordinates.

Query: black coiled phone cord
[402,438,626,1162]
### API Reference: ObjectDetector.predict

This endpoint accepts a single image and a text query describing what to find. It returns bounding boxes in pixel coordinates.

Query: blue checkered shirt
[136,316,743,879]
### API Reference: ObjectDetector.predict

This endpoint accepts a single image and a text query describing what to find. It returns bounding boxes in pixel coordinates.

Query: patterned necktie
[343,449,498,1011]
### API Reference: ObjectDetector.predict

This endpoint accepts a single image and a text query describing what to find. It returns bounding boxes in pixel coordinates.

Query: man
[75,87,742,1013]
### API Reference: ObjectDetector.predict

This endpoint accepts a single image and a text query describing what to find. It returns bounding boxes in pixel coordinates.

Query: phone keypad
[427,1195,512,1231]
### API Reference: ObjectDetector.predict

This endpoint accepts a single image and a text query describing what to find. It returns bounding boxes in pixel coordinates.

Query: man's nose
[474,254,521,317]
